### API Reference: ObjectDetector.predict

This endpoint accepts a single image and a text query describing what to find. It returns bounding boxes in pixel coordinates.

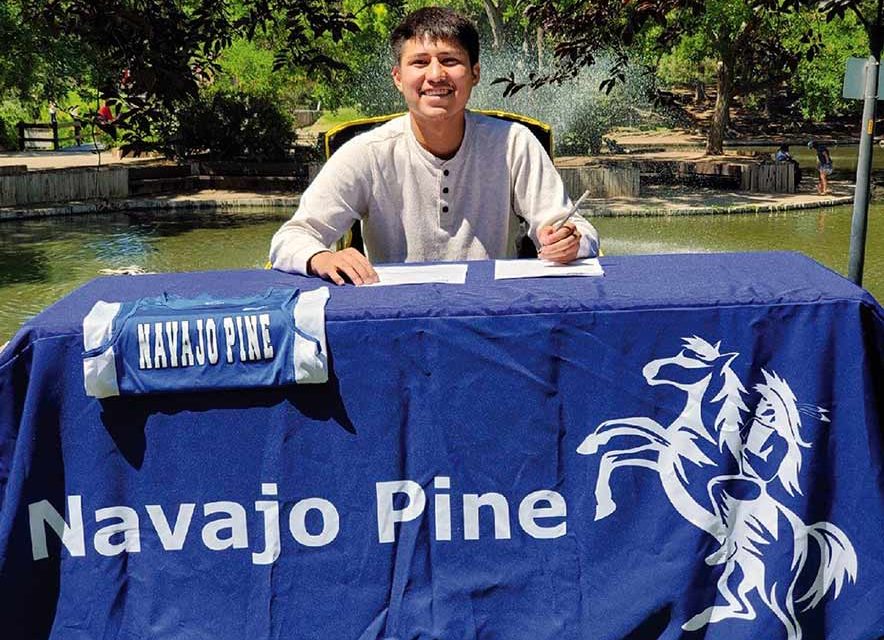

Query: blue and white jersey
[82,287,330,398]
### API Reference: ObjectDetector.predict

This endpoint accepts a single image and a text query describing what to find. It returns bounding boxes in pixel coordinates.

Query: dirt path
[0,150,163,170]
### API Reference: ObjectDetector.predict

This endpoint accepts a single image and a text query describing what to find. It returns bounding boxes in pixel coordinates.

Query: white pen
[553,189,591,230]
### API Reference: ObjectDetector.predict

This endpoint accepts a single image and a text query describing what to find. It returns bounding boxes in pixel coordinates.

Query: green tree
[19,0,358,155]
[309,1,404,114]
[0,3,94,101]
[0,2,96,146]
[755,0,884,59]
[787,14,866,120]
[504,0,822,153]
[213,37,319,112]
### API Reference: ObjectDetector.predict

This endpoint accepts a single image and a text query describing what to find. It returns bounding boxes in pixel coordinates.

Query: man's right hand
[307,249,379,286]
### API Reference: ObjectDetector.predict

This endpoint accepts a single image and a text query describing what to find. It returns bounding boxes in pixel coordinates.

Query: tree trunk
[536,26,544,70]
[482,0,506,50]
[721,93,730,132]
[694,80,706,104]
[706,59,733,155]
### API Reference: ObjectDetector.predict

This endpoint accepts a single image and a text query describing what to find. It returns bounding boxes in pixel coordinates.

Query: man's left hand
[538,222,581,263]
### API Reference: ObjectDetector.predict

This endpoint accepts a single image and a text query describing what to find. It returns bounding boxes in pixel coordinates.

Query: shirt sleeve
[509,127,600,258]
[269,140,372,275]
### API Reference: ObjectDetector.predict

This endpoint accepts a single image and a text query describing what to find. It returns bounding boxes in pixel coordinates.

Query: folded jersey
[82,287,330,398]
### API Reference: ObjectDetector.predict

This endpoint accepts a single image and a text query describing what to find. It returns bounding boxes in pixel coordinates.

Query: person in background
[775,144,801,186]
[69,105,83,145]
[774,144,791,162]
[97,102,113,124]
[808,141,832,195]
[269,6,600,285]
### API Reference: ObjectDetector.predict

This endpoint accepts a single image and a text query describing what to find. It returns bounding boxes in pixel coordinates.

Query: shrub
[175,91,294,161]
[556,97,631,156]
[0,98,30,150]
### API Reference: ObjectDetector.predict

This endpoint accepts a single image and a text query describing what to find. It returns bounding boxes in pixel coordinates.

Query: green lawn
[310,107,366,132]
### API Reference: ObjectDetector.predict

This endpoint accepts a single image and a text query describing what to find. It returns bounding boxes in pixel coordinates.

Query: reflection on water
[0,209,289,341]
[0,205,880,341]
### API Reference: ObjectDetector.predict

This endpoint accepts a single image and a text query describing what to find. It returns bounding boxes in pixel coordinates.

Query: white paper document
[366,263,468,286]
[493,258,604,280]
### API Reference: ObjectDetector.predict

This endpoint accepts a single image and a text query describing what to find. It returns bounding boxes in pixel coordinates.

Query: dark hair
[390,7,480,66]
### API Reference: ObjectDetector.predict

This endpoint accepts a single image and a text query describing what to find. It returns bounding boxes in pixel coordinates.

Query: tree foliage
[0,3,93,102]
[307,0,405,113]
[512,2,768,150]
[754,0,883,55]
[504,0,877,152]
[3,0,877,156]
[176,90,293,159]
[16,0,358,155]
[780,11,866,119]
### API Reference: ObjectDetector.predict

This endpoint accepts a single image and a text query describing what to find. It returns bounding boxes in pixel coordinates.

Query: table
[1,253,882,640]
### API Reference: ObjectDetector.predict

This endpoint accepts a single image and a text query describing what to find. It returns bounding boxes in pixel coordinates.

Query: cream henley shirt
[270,111,600,274]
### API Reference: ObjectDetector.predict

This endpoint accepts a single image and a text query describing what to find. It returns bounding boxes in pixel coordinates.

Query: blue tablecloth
[1,253,882,640]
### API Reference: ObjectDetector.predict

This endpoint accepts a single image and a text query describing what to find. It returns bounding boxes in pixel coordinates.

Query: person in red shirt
[97,103,113,124]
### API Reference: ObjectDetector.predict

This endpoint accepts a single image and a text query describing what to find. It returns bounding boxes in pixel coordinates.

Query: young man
[269,7,600,285]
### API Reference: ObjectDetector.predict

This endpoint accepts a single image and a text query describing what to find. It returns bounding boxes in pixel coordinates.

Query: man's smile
[421,87,454,97]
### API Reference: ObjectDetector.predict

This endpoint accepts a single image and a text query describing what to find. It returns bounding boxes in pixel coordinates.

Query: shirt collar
[406,111,474,169]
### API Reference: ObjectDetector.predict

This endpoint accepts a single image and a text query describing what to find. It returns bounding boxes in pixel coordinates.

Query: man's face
[392,36,480,124]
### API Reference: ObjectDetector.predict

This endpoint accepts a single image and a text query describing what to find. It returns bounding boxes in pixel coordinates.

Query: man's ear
[472,63,480,86]
[392,66,403,92]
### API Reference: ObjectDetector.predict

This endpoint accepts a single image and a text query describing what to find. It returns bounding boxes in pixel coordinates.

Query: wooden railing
[292,102,321,128]
[17,121,84,151]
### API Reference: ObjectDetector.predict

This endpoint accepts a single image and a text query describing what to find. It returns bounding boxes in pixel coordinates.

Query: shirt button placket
[441,168,451,226]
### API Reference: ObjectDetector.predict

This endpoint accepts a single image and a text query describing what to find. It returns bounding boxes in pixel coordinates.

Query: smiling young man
[269,7,600,285]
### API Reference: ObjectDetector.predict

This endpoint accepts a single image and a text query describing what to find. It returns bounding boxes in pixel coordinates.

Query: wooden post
[52,121,59,150]
[17,121,25,151]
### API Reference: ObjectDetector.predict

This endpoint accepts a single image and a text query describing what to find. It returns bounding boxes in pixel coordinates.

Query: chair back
[324,110,553,160]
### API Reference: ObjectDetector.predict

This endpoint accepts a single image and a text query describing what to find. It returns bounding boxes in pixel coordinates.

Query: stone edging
[0,192,856,221]
[587,195,854,217]
[0,195,302,221]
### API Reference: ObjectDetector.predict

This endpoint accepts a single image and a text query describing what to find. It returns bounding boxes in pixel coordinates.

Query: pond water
[0,210,285,342]
[0,205,880,342]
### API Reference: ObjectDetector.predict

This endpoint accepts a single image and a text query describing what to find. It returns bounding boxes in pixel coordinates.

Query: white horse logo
[577,336,857,640]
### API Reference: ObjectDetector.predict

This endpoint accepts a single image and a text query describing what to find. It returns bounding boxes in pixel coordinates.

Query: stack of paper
[493,258,604,280]
[366,263,469,286]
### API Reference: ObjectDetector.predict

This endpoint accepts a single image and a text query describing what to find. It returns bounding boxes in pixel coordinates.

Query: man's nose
[427,59,447,81]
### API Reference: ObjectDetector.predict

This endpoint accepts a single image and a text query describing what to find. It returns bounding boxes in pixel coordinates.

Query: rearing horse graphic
[577,336,744,532]
[577,337,857,640]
